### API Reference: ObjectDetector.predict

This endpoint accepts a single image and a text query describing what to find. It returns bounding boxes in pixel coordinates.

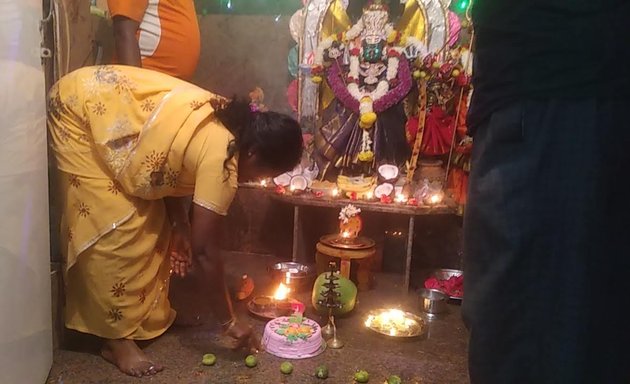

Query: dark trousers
[463,99,630,384]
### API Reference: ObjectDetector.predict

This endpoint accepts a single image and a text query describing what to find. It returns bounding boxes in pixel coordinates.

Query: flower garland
[312,18,413,163]
[345,19,364,41]
[326,58,412,115]
[339,204,361,223]
[412,53,471,89]
[373,55,412,111]
[312,19,364,84]
[327,57,411,163]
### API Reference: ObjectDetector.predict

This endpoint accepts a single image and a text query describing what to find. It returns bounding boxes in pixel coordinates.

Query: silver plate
[365,309,428,338]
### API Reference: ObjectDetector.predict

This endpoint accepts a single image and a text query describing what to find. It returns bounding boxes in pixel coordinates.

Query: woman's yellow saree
[48,65,237,340]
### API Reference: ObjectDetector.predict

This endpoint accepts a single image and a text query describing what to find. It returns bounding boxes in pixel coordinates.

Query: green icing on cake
[273,316,314,343]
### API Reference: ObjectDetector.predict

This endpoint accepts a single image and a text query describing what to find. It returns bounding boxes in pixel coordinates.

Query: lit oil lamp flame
[289,185,296,192]
[341,230,351,239]
[365,191,374,200]
[429,193,442,205]
[394,193,408,203]
[273,282,290,301]
[365,309,416,336]
[332,188,339,197]
[260,179,267,187]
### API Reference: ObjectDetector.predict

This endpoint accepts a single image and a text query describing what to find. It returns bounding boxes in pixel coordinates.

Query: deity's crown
[363,0,389,12]
[361,1,389,41]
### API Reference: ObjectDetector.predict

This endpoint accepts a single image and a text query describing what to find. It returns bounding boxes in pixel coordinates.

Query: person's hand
[225,319,261,354]
[168,224,192,278]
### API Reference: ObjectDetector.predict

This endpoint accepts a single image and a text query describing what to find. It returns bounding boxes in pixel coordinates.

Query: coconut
[289,175,308,191]
[378,164,399,181]
[374,183,394,198]
[273,173,291,187]
[288,164,303,177]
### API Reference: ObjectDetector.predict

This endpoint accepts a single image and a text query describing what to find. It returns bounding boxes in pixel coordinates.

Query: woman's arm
[189,202,234,327]
[164,196,192,277]
[164,196,190,228]
[190,203,258,350]
[112,16,142,67]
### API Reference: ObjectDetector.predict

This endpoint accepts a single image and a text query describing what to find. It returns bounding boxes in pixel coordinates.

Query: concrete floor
[48,253,469,384]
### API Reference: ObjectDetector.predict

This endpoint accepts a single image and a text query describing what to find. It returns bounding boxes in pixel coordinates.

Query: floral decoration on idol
[406,49,472,157]
[339,204,361,224]
[311,0,426,164]
[339,204,362,239]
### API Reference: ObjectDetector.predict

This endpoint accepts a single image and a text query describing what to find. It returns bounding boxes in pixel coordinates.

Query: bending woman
[47,65,303,377]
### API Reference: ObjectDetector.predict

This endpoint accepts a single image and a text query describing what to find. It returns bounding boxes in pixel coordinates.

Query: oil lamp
[364,308,426,338]
[273,282,290,302]
[427,192,444,205]
[394,193,408,204]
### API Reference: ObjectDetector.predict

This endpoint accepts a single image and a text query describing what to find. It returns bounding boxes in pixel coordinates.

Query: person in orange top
[107,0,200,80]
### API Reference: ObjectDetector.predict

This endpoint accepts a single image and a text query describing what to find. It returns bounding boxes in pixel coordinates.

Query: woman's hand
[168,224,192,278]
[225,319,261,354]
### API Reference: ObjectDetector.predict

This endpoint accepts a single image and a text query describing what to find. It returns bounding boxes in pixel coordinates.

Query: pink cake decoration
[262,315,325,359]
[273,315,314,341]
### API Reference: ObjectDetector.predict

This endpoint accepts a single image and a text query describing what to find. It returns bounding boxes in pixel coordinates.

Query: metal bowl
[429,268,463,300]
[431,268,463,280]
[419,288,449,315]
[268,262,314,290]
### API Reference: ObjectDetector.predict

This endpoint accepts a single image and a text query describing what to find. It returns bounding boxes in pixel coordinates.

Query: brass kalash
[316,205,376,290]
[320,203,374,250]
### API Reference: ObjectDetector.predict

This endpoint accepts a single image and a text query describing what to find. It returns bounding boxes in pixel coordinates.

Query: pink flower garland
[326,59,413,114]
[374,58,412,112]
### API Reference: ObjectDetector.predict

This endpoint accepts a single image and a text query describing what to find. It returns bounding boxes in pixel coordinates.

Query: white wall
[0,0,53,383]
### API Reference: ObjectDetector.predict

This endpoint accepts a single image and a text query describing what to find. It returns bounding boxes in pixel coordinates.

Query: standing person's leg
[463,99,630,384]
[463,102,540,383]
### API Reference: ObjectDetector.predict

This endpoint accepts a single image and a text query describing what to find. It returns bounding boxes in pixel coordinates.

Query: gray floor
[48,252,469,384]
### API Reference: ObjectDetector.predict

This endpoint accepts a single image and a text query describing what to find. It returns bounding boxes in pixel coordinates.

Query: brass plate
[247,296,303,320]
[319,234,376,250]
[365,309,428,338]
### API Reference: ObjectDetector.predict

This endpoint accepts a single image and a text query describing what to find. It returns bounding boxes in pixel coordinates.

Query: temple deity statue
[310,0,423,193]
[296,0,472,199]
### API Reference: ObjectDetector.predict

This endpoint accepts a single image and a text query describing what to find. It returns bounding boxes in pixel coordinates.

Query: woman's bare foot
[101,339,163,377]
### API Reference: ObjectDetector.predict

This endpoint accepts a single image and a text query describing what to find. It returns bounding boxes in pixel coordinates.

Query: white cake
[262,315,325,359]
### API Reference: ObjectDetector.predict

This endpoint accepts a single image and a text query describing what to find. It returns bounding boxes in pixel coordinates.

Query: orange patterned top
[107,0,200,80]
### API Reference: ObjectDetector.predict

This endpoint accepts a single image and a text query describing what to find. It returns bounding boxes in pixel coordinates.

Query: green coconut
[311,272,358,316]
